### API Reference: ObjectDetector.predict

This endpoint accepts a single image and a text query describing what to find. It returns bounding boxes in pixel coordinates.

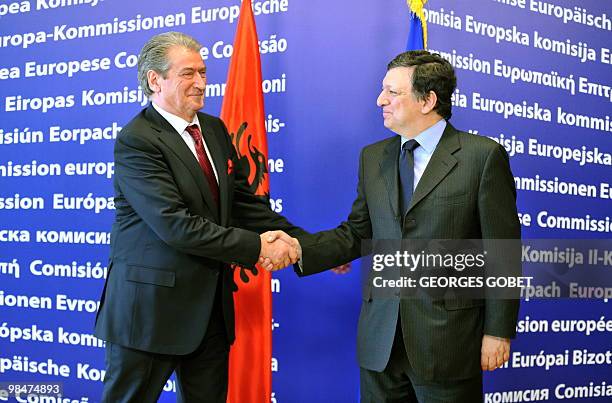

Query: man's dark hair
[387,50,456,120]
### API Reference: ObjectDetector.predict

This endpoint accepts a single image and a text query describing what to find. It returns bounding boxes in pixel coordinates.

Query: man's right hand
[259,231,301,271]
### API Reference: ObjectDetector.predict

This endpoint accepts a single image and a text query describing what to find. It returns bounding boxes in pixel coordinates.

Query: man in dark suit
[279,51,521,402]
[94,32,302,402]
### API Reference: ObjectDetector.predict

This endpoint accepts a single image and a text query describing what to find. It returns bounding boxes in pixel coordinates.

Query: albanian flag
[220,0,271,402]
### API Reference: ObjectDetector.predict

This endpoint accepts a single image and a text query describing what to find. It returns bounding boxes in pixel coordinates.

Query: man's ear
[421,91,438,114]
[147,70,161,93]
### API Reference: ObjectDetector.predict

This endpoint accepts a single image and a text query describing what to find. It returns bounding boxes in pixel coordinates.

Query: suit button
[403,218,416,228]
[394,291,400,297]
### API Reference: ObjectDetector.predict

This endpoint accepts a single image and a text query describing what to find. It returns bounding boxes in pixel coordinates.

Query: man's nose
[194,74,206,89]
[377,91,388,107]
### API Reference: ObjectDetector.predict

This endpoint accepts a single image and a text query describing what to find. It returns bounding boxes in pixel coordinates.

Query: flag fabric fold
[220,0,271,401]
[407,0,428,49]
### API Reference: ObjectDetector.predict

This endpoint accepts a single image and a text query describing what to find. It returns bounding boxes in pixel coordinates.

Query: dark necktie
[185,124,219,206]
[399,139,420,213]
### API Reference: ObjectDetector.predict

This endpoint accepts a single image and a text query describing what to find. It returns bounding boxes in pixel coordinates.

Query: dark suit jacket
[298,123,520,381]
[95,104,302,355]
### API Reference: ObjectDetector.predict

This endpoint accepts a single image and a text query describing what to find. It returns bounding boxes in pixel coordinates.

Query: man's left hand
[331,263,351,274]
[481,335,510,371]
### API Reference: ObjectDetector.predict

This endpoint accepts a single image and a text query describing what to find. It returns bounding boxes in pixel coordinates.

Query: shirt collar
[400,119,446,154]
[152,102,200,134]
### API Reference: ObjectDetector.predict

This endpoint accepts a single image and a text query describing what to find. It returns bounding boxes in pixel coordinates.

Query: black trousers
[360,318,483,403]
[101,281,229,403]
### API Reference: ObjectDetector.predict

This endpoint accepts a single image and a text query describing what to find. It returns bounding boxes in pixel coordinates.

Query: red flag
[221,1,271,402]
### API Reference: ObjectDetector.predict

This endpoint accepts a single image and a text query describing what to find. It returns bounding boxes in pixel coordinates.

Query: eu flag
[407,0,428,49]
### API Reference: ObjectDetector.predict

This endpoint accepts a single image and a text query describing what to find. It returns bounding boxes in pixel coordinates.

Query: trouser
[360,318,483,403]
[101,281,229,403]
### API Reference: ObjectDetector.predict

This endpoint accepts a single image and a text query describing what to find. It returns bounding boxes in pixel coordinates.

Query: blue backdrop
[1,0,610,401]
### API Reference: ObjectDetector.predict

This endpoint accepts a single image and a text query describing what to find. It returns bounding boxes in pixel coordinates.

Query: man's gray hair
[137,32,202,97]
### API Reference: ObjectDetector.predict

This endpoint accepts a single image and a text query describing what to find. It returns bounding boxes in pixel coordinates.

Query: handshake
[258,231,351,274]
[258,230,301,271]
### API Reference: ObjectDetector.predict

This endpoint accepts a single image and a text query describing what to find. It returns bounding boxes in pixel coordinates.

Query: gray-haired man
[95,32,303,402]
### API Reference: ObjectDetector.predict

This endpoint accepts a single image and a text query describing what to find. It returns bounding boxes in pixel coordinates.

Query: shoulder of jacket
[117,109,153,139]
[197,112,222,126]
[362,136,397,154]
[455,130,501,152]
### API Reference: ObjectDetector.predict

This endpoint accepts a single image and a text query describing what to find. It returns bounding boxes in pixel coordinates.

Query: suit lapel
[200,120,230,226]
[406,123,460,213]
[380,136,401,218]
[145,106,220,222]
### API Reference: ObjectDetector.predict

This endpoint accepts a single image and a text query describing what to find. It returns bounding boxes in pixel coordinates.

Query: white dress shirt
[152,102,219,183]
